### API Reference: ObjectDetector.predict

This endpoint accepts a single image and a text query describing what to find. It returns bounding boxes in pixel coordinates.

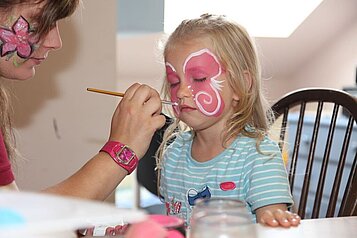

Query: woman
[0,0,165,200]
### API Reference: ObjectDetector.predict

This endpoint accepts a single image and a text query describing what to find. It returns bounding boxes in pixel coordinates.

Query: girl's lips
[180,104,196,112]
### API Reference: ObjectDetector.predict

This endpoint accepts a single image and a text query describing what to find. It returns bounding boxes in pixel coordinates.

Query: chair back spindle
[272,88,357,219]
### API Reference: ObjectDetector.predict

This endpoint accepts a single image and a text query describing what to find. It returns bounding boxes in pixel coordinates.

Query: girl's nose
[41,22,62,50]
[176,81,192,99]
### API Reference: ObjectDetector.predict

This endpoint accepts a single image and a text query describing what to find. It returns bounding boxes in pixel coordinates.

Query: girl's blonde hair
[156,14,274,171]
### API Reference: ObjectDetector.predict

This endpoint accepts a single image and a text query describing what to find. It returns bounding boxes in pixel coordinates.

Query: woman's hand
[256,204,301,227]
[109,83,166,158]
[44,84,165,200]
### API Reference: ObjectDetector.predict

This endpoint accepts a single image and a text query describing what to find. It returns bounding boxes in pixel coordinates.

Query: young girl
[157,14,301,228]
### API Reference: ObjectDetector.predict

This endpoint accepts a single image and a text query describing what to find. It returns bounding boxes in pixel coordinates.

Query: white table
[256,216,357,238]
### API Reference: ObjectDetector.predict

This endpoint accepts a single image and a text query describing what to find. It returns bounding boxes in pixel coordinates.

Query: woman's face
[0,2,62,80]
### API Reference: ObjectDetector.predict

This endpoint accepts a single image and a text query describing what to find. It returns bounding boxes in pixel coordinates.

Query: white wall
[262,17,357,103]
[116,33,165,91]
[288,20,357,91]
[9,0,117,192]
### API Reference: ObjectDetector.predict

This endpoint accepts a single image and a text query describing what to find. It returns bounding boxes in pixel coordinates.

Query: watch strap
[100,141,138,174]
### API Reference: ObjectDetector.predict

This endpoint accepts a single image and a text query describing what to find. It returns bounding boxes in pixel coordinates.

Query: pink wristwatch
[100,141,138,174]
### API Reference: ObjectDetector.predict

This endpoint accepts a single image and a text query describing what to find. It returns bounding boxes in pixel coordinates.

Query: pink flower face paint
[0,16,38,65]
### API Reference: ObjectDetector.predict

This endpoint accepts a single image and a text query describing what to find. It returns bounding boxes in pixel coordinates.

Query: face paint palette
[0,191,146,238]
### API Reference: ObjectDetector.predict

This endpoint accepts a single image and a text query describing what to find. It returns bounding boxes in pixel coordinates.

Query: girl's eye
[169,82,180,88]
[194,77,207,82]
[166,76,180,88]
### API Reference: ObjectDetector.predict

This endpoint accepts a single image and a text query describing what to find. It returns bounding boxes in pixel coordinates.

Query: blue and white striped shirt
[159,131,293,225]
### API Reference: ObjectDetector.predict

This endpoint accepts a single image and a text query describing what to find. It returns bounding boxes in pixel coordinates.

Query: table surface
[256,216,357,238]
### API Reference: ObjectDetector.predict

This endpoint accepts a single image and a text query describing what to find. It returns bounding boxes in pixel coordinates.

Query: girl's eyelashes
[167,77,207,87]
[166,76,180,88]
[169,82,180,88]
[194,77,207,82]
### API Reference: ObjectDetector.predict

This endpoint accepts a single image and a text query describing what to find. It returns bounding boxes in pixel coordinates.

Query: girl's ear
[243,70,253,91]
[232,92,240,102]
[232,70,253,101]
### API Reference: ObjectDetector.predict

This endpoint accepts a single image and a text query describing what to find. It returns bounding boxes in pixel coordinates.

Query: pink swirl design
[183,48,224,117]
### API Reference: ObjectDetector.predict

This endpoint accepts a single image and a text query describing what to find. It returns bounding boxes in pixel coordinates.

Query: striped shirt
[159,131,293,225]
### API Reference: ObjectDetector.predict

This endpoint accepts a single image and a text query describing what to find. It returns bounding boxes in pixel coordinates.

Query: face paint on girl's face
[165,48,225,117]
[165,62,181,115]
[183,49,225,117]
[0,15,39,67]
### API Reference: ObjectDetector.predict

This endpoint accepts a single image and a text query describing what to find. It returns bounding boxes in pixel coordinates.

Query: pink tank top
[0,129,15,185]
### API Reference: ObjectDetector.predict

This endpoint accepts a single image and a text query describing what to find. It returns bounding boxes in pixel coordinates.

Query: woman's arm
[43,152,128,200]
[44,84,166,200]
[0,181,19,191]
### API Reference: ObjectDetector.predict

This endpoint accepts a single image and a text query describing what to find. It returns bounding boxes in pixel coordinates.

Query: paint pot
[149,214,186,237]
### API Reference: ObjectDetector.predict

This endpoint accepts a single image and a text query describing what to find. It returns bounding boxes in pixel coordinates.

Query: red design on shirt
[165,197,182,215]
[220,181,236,191]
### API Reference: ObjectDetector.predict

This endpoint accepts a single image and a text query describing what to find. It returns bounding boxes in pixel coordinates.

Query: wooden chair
[271,88,357,219]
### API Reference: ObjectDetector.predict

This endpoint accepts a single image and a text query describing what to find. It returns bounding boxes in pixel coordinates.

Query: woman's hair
[0,0,80,38]
[156,14,274,170]
[0,0,79,161]
[0,82,16,162]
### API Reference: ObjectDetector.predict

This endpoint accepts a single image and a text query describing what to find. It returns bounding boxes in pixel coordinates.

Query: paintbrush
[87,88,178,106]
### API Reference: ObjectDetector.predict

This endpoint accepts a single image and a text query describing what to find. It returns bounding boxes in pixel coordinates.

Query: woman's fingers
[109,84,166,158]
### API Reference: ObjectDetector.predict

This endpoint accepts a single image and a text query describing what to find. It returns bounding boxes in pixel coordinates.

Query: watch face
[115,146,135,165]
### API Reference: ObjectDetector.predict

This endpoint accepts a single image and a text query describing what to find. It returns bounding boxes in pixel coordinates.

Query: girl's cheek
[170,88,180,116]
[170,87,178,103]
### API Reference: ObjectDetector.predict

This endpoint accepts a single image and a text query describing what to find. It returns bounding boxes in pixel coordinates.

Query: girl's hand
[256,204,301,227]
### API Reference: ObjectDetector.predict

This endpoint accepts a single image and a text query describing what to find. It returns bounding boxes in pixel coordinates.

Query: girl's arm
[255,203,301,227]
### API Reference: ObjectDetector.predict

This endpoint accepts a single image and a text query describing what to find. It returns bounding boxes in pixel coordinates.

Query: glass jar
[189,198,256,238]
